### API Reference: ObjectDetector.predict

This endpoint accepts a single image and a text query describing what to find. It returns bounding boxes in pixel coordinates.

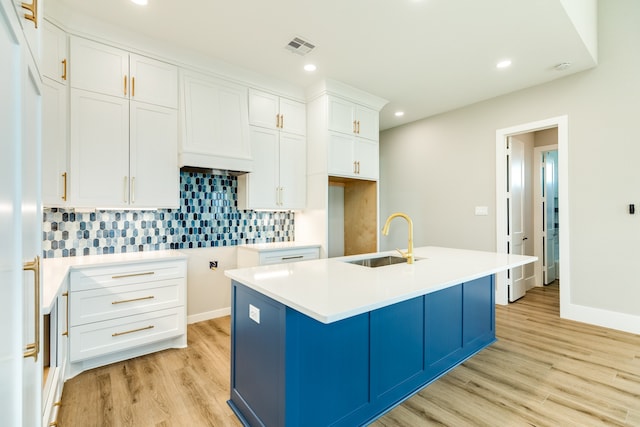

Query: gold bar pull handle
[61,292,68,337]
[112,295,154,305]
[21,0,38,28]
[124,75,127,96]
[132,76,135,97]
[61,172,67,201]
[357,120,361,134]
[112,325,154,337]
[353,120,357,134]
[61,59,67,81]
[112,271,155,279]
[23,256,40,361]
[280,114,284,129]
[276,114,280,128]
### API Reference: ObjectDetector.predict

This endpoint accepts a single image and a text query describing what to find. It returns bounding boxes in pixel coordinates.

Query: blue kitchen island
[225,247,536,427]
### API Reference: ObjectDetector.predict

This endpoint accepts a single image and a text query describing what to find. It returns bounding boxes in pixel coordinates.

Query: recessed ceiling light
[131,0,148,5]
[496,59,512,69]
[303,64,317,72]
[394,111,405,117]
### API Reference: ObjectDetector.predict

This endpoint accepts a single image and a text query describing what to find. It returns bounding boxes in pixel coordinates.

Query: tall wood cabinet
[297,80,387,258]
[238,89,306,210]
[69,36,179,208]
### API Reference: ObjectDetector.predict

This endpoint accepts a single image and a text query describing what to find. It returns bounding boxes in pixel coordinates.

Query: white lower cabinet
[67,259,187,376]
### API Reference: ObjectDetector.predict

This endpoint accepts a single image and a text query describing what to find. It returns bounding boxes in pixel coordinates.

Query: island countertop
[224,246,536,324]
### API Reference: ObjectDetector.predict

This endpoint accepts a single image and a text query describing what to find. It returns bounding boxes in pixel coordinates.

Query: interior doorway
[495,116,569,310]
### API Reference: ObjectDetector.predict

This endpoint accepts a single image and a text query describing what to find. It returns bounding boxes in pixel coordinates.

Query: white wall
[380,0,640,331]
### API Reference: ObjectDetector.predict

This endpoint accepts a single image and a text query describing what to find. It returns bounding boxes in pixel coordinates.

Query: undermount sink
[347,255,421,268]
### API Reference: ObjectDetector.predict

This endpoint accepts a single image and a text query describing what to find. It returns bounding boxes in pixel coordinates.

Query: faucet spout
[382,212,414,264]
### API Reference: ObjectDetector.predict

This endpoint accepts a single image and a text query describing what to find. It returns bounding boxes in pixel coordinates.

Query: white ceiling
[51,0,597,130]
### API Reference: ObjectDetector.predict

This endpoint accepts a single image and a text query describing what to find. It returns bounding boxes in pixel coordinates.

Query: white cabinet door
[130,101,179,208]
[355,105,379,141]
[328,96,355,135]
[279,97,306,136]
[244,127,279,209]
[42,20,67,84]
[248,89,279,130]
[70,37,128,98]
[355,139,379,180]
[181,71,251,170]
[130,54,177,108]
[70,89,130,207]
[42,78,69,206]
[279,132,306,209]
[328,131,356,177]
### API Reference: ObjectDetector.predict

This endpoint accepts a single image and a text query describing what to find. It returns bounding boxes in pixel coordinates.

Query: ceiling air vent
[285,36,315,56]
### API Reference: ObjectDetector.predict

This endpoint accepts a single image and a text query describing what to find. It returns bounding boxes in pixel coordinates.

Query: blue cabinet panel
[371,296,425,399]
[463,276,494,346]
[286,309,370,426]
[425,284,463,372]
[232,284,286,427]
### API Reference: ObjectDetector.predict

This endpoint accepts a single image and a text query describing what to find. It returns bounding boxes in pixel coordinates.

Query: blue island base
[229,275,495,427]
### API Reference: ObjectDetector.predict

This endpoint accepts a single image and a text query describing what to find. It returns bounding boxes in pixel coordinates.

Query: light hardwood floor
[58,283,640,426]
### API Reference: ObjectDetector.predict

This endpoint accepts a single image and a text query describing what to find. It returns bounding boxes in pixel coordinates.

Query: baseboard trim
[562,303,640,335]
[187,307,231,324]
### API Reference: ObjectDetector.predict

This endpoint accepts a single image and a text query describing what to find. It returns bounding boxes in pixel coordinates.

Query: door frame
[533,144,558,287]
[495,116,569,313]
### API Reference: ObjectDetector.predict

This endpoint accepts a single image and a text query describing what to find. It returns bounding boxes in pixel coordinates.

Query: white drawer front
[70,278,185,327]
[70,260,186,291]
[259,247,320,265]
[69,306,186,362]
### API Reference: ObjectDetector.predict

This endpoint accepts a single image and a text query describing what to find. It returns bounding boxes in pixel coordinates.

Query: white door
[508,137,527,301]
[279,97,306,136]
[247,127,280,209]
[1,5,25,423]
[130,101,179,208]
[355,139,379,180]
[354,105,379,141]
[328,131,356,178]
[41,78,68,206]
[70,36,128,98]
[279,132,306,209]
[248,89,279,130]
[129,54,178,108]
[544,150,559,284]
[327,96,355,135]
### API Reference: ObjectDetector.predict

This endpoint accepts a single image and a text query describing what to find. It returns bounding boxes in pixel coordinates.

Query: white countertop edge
[225,246,537,324]
[42,250,187,314]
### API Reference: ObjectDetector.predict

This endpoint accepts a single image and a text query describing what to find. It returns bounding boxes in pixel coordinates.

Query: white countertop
[42,250,187,314]
[225,246,537,324]
[237,242,321,252]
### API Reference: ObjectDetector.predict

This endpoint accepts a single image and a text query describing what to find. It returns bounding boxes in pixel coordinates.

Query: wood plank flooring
[58,283,640,426]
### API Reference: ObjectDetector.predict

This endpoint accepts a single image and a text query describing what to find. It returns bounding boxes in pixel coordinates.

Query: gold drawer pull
[21,0,38,28]
[112,325,154,337]
[62,292,69,337]
[111,271,155,279]
[23,257,40,360]
[112,295,155,305]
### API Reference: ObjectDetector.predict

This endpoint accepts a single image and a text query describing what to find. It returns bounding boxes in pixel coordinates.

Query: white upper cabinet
[249,89,306,136]
[70,37,177,109]
[42,20,67,84]
[41,20,69,207]
[328,96,379,142]
[180,70,252,171]
[68,36,179,208]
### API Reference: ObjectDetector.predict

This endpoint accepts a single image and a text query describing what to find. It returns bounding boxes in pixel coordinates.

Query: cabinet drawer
[259,248,320,265]
[69,306,185,362]
[70,260,185,292]
[70,278,185,327]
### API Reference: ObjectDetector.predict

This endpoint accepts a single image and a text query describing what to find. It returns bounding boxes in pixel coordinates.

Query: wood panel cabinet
[180,70,252,171]
[69,36,179,208]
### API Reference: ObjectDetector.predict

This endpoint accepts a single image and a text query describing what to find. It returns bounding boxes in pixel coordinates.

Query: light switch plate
[249,304,260,324]
[475,206,489,216]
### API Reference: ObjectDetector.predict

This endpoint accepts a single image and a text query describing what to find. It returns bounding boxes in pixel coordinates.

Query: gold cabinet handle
[357,120,361,134]
[111,271,155,279]
[112,295,154,305]
[280,114,284,129]
[353,120,357,134]
[132,76,135,97]
[275,114,280,128]
[23,257,40,361]
[21,0,38,28]
[61,59,67,81]
[112,325,154,337]
[124,75,127,96]
[61,172,67,201]
[61,292,68,337]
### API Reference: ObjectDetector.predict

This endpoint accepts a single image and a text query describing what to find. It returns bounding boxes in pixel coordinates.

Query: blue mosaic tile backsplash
[42,171,295,258]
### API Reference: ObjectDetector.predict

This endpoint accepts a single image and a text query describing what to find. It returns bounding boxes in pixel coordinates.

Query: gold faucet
[382,212,414,264]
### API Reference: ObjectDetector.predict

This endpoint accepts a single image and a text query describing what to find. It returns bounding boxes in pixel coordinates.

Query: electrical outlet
[249,304,260,324]
[209,260,218,270]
